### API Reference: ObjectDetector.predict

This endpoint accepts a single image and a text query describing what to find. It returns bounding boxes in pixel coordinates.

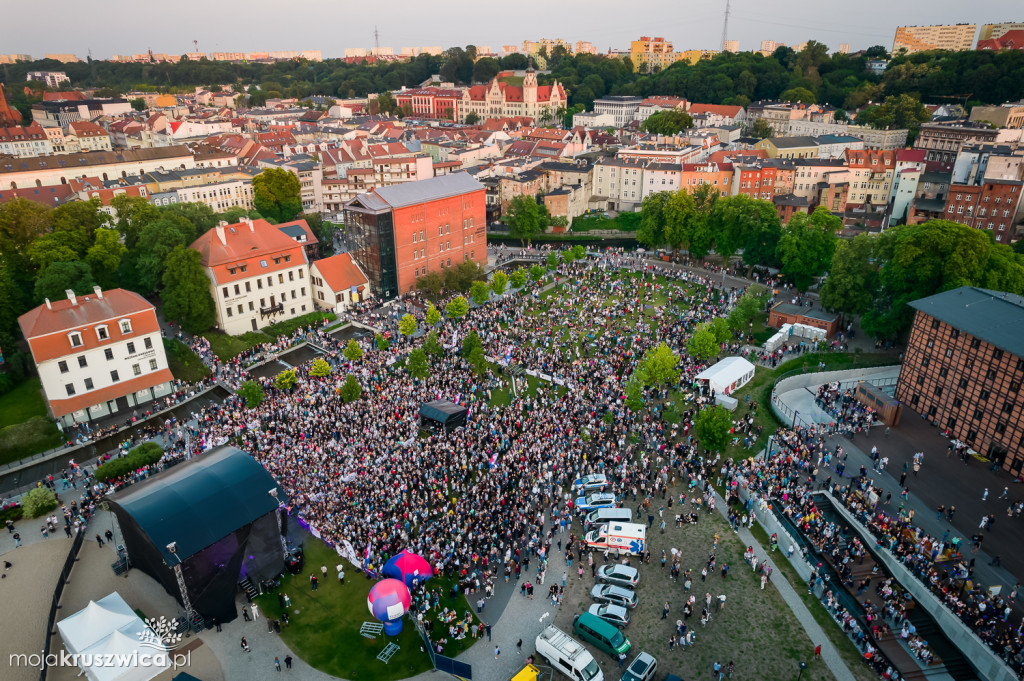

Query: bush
[262,311,335,339]
[22,487,58,518]
[93,442,164,483]
[0,504,24,524]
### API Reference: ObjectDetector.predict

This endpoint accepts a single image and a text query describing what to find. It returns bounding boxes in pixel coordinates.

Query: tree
[406,348,429,379]
[132,216,197,294]
[546,252,559,270]
[561,248,575,265]
[399,313,418,337]
[637,343,680,387]
[857,94,931,132]
[22,487,58,518]
[571,245,587,260]
[528,264,545,282]
[34,261,95,304]
[491,270,509,296]
[819,234,879,316]
[687,322,719,360]
[86,228,127,290]
[640,110,694,135]
[130,98,147,111]
[709,317,732,344]
[52,199,108,246]
[464,111,480,125]
[339,373,362,403]
[503,195,544,246]
[425,302,441,327]
[779,87,816,103]
[309,357,332,377]
[470,280,491,305]
[694,405,732,452]
[417,271,445,300]
[446,295,469,319]
[746,118,774,139]
[423,330,442,356]
[637,192,671,249]
[161,246,216,333]
[467,346,488,377]
[375,333,389,351]
[461,331,483,358]
[510,268,528,289]
[343,339,363,362]
[110,195,159,249]
[473,57,500,84]
[237,380,266,408]
[776,207,840,290]
[624,377,645,412]
[253,167,302,223]
[274,368,298,391]
[26,233,81,273]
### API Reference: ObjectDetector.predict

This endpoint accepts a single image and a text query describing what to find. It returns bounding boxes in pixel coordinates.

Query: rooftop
[909,286,1024,359]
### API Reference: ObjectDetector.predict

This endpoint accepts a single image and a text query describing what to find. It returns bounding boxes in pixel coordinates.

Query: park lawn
[163,339,211,384]
[0,376,49,429]
[255,539,478,681]
[202,330,271,361]
[0,377,64,466]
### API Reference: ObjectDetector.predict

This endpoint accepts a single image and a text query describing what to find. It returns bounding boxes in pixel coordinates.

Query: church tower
[0,84,23,127]
[523,60,538,107]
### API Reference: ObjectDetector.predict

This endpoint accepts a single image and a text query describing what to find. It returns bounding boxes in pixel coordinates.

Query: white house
[310,253,371,313]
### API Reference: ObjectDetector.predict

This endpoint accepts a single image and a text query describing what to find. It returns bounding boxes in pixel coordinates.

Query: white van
[585,507,634,529]
[584,522,646,555]
[535,626,604,681]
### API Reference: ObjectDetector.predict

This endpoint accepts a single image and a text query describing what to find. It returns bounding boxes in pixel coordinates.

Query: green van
[573,611,631,657]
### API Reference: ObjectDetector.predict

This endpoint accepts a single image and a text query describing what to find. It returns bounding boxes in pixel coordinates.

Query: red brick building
[392,87,463,121]
[895,287,1024,471]
[943,179,1022,244]
[344,173,486,299]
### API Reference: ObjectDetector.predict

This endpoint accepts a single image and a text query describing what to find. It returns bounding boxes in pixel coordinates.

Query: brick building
[895,287,1024,471]
[914,122,1001,165]
[943,179,1022,243]
[344,173,486,299]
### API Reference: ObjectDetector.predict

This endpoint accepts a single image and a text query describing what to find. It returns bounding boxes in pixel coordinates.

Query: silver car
[597,563,640,588]
[590,584,638,609]
[587,603,630,629]
[622,651,658,681]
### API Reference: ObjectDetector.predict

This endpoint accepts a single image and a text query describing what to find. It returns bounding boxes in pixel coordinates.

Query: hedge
[93,442,164,483]
[0,416,64,466]
[262,311,336,339]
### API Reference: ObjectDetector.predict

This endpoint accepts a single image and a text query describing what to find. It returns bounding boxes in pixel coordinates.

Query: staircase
[239,577,259,602]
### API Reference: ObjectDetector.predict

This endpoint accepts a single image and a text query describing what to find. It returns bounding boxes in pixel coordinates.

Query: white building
[27,71,70,88]
[572,111,616,129]
[18,288,173,427]
[593,96,643,128]
[175,179,254,213]
[310,253,371,312]
[190,218,317,335]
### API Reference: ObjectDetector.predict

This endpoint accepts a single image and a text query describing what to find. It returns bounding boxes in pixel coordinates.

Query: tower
[0,83,23,127]
[720,0,731,52]
[523,60,538,108]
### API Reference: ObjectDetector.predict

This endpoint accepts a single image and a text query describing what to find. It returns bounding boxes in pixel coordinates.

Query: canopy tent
[419,400,468,432]
[57,592,170,681]
[694,356,756,396]
[108,446,286,624]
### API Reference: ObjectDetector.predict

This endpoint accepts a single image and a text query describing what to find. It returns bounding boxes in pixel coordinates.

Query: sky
[3,0,1021,59]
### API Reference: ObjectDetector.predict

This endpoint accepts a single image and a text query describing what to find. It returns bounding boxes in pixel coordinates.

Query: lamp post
[797,661,808,681]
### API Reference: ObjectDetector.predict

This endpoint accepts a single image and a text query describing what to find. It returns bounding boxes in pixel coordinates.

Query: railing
[41,527,85,681]
[769,363,901,428]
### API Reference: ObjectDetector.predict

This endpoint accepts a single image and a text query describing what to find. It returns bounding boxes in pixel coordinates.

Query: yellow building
[892,24,976,54]
[630,38,717,72]
[979,22,1024,40]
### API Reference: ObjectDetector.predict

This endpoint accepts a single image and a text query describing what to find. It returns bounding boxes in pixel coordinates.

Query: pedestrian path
[709,489,858,681]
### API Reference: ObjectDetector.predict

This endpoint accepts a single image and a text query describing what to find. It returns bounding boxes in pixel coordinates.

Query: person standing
[618,652,627,668]
[284,655,292,670]
[982,488,989,501]
[662,601,670,619]
[274,657,282,672]
[240,637,250,652]
[250,603,260,620]
[494,646,500,660]
[516,638,523,654]
[485,622,492,641]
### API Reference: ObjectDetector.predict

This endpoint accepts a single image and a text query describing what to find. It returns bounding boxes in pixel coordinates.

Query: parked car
[621,652,658,681]
[596,564,639,588]
[590,584,638,609]
[587,603,630,629]
[575,492,618,513]
[571,473,610,494]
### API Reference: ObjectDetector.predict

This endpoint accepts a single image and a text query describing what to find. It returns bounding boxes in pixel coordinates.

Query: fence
[769,365,901,427]
[40,527,85,681]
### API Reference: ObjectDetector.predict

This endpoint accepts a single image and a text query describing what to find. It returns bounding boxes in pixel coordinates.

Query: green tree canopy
[340,373,362,403]
[34,260,95,304]
[694,405,733,452]
[491,270,509,296]
[86,228,127,290]
[640,109,694,135]
[309,357,332,377]
[776,207,840,290]
[528,264,546,282]
[238,381,266,408]
[161,245,216,333]
[637,342,680,386]
[425,302,441,326]
[819,233,880,316]
[423,330,442,356]
[253,167,302,223]
[446,295,469,319]
[504,195,544,246]
[686,322,719,360]
[510,268,528,289]
[470,280,491,305]
[274,368,298,391]
[398,313,418,337]
[343,339,363,362]
[406,347,429,379]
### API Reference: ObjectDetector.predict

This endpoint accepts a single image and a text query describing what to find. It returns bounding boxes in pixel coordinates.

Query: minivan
[585,507,633,528]
[573,612,631,657]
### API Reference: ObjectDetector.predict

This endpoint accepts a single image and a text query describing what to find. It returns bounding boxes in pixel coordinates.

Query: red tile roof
[311,253,368,293]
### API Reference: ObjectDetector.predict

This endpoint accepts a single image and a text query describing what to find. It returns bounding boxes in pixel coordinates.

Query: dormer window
[119,319,132,334]
[96,325,109,341]
[68,332,83,348]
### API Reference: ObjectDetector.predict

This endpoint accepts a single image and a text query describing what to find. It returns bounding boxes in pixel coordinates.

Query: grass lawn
[256,538,479,681]
[0,376,48,429]
[202,330,271,361]
[163,339,211,384]
[0,377,63,465]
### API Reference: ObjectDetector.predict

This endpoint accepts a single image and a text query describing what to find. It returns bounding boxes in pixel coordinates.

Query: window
[84,377,93,390]
[69,332,83,348]
[126,342,135,354]
[222,286,229,297]
[105,348,114,360]
[980,389,990,401]
[967,429,977,442]
[96,325,109,341]
[1012,381,1021,393]
[995,422,1007,434]
[952,397,962,408]
[993,349,1004,360]
[1003,402,1014,415]
[985,369,996,380]
[257,279,263,289]
[227,307,233,317]
[260,260,268,268]
[970,338,981,349]
[927,406,937,417]
[110,370,120,383]
[973,408,985,420]
[946,417,957,429]
[933,386,943,397]
[910,395,919,406]
[119,319,132,334]
[133,363,141,376]
[245,281,251,293]
[58,360,69,374]
[958,378,968,389]
[65,383,76,396]
[939,368,948,378]
[144,337,152,350]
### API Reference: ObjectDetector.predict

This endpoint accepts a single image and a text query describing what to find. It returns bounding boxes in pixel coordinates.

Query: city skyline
[2,0,1020,60]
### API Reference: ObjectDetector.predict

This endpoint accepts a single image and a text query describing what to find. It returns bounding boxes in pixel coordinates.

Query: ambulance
[583,522,646,555]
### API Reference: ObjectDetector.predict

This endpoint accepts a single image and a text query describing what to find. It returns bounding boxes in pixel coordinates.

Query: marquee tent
[694,356,756,396]
[419,400,468,432]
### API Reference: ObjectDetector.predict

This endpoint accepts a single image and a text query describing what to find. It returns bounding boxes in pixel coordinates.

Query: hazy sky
[3,0,1020,58]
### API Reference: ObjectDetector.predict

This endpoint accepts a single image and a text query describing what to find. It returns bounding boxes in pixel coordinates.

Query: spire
[526,57,535,73]
[0,83,23,127]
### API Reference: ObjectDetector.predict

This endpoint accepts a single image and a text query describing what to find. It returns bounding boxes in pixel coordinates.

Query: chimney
[215,220,228,246]
[242,216,254,232]
[66,289,77,306]
[45,298,52,310]
[93,285,103,299]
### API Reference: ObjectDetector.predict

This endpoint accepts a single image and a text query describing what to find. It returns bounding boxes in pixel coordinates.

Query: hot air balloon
[367,578,411,635]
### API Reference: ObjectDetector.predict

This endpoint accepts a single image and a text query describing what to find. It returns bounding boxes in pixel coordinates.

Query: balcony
[259,303,284,318]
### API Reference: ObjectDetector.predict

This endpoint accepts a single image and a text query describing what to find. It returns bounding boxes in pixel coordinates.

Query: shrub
[0,503,24,524]
[262,311,335,339]
[93,442,164,483]
[0,417,63,464]
[22,487,58,518]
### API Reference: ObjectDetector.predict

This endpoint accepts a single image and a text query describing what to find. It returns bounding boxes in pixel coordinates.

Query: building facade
[895,287,1024,471]
[461,69,565,123]
[914,122,1001,164]
[17,288,173,427]
[190,218,317,335]
[892,24,977,54]
[344,173,486,299]
[592,96,644,128]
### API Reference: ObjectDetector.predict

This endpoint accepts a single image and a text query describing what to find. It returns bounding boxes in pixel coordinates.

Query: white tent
[695,356,756,396]
[57,592,171,681]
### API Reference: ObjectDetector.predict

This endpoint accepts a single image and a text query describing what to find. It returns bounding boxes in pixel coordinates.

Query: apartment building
[0,123,52,157]
[175,179,254,213]
[969,103,1024,129]
[943,180,1022,242]
[17,288,173,427]
[914,121,1001,164]
[27,71,70,88]
[979,22,1024,40]
[892,24,976,54]
[895,287,1024,470]
[65,121,113,153]
[0,146,196,189]
[190,218,317,335]
[593,96,643,128]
